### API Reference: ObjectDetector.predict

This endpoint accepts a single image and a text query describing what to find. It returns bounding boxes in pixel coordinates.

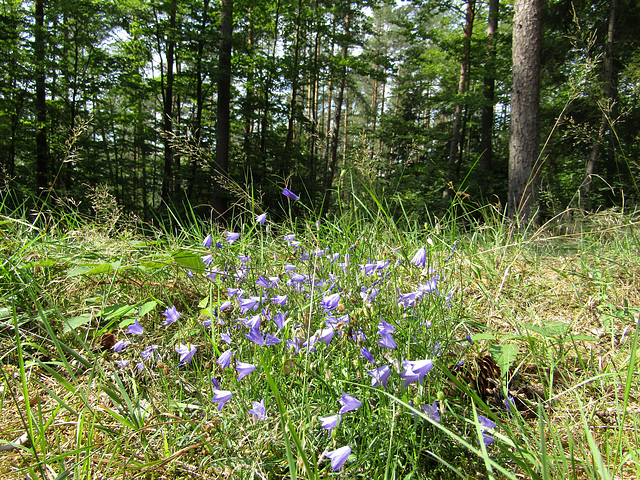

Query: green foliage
[2,188,640,478]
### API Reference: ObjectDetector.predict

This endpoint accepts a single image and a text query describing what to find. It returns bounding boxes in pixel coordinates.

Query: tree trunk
[34,0,49,192]
[283,0,303,176]
[322,12,349,215]
[479,0,499,172]
[581,0,617,205]
[508,0,542,223]
[445,0,475,199]
[214,0,233,217]
[189,0,210,197]
[160,0,177,203]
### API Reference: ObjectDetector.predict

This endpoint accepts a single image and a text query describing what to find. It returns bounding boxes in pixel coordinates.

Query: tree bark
[322,12,349,215]
[214,0,233,217]
[445,0,475,199]
[189,0,210,198]
[581,0,617,205]
[508,0,542,223]
[283,0,303,176]
[34,0,49,192]
[479,0,499,171]
[160,0,177,202]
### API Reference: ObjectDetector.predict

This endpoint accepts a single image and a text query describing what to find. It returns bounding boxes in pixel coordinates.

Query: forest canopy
[1,0,638,222]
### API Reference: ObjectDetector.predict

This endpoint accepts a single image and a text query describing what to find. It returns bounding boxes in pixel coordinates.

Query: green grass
[1,187,639,479]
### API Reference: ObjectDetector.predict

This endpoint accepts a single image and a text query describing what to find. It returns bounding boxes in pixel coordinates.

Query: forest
[1,0,639,222]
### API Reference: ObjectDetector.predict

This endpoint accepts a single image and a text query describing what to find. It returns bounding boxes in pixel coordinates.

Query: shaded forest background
[1,0,639,223]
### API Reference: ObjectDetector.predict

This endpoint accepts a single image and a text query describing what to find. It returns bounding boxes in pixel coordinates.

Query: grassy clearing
[1,189,639,479]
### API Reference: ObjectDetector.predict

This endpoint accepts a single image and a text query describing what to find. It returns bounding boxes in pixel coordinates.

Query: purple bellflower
[324,445,352,472]
[478,414,497,446]
[141,344,159,361]
[217,349,234,369]
[265,333,281,346]
[239,296,261,314]
[175,343,197,365]
[202,254,213,266]
[212,388,232,411]
[338,392,361,414]
[377,319,395,335]
[246,327,266,346]
[378,333,397,350]
[423,401,441,423]
[318,414,340,435]
[271,295,288,306]
[360,347,375,364]
[320,292,341,313]
[367,365,391,388]
[411,246,427,267]
[162,305,182,326]
[273,312,286,329]
[282,188,299,200]
[236,361,255,381]
[256,213,267,226]
[317,327,335,346]
[287,338,301,354]
[128,319,144,335]
[224,231,240,244]
[112,340,131,352]
[249,399,268,420]
[400,359,434,386]
[202,235,212,248]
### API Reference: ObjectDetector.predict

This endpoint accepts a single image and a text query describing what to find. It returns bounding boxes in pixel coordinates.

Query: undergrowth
[1,187,639,479]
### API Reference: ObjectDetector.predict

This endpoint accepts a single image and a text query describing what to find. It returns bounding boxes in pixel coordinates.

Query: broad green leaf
[66,266,91,277]
[569,334,598,342]
[86,261,121,275]
[523,322,570,339]
[22,259,59,268]
[62,314,93,333]
[118,317,137,329]
[471,332,496,342]
[101,304,135,320]
[172,250,206,273]
[488,343,520,377]
[137,300,157,317]
[545,321,571,337]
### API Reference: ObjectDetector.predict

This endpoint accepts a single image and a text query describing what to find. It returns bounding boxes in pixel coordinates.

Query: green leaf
[67,261,121,277]
[118,317,137,329]
[86,261,120,275]
[471,332,496,342]
[172,250,206,273]
[66,266,91,277]
[523,322,570,339]
[488,343,520,377]
[62,314,93,334]
[101,304,135,320]
[137,300,157,317]
[569,334,598,342]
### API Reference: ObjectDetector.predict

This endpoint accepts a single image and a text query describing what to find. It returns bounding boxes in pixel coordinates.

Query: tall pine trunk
[34,0,49,192]
[214,0,233,217]
[508,0,542,223]
[160,0,177,202]
[581,0,617,206]
[322,12,349,216]
[445,0,475,199]
[479,0,499,172]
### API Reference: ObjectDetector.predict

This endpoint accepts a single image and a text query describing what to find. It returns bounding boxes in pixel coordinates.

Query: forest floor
[1,196,639,479]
